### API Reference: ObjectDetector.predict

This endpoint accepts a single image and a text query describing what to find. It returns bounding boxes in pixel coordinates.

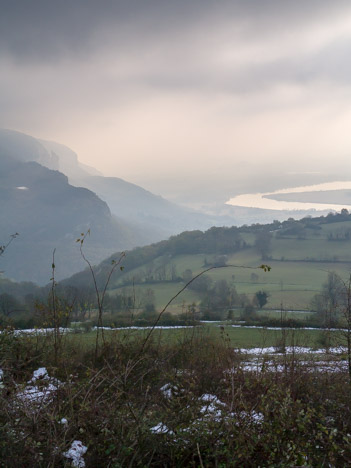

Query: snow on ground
[0,327,71,336]
[200,321,224,323]
[245,411,264,424]
[239,359,348,373]
[200,394,225,405]
[200,403,222,420]
[160,383,176,399]
[235,411,264,425]
[63,440,87,468]
[94,325,194,331]
[150,423,174,435]
[229,324,349,332]
[199,394,225,420]
[239,346,347,355]
[15,367,62,408]
[0,326,195,337]
[28,367,49,383]
[16,383,58,405]
[151,391,264,438]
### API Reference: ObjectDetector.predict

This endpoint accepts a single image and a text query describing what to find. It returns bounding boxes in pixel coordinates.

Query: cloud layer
[1,1,351,197]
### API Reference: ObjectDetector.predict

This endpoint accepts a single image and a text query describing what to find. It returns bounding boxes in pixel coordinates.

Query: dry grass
[1,327,351,466]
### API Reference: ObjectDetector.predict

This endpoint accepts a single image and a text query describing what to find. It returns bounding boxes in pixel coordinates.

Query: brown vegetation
[1,327,351,466]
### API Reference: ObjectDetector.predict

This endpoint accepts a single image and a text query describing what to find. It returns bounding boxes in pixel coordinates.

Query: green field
[229,308,313,320]
[110,281,200,313]
[64,324,332,350]
[106,220,351,312]
[198,325,324,349]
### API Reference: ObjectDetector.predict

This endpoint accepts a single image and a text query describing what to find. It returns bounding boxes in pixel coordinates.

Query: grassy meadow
[107,220,351,312]
[63,323,329,350]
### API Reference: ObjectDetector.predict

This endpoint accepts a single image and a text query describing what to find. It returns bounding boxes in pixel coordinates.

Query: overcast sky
[2,1,351,196]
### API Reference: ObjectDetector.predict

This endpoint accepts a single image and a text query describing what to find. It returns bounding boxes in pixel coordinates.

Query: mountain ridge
[0,131,163,283]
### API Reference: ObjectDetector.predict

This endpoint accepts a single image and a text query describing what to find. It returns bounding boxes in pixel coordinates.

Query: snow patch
[229,324,350,332]
[28,367,49,383]
[17,383,58,405]
[63,440,87,468]
[199,394,225,420]
[0,327,70,337]
[199,394,224,405]
[200,403,222,420]
[160,383,175,399]
[16,368,62,407]
[240,346,347,355]
[150,423,174,435]
[94,325,195,331]
[236,411,264,425]
[238,359,348,373]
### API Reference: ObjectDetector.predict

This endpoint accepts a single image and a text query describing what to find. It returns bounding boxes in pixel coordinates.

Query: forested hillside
[63,211,351,312]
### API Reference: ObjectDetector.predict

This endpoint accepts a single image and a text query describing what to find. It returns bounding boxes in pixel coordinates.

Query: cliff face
[0,129,58,169]
[0,129,234,283]
[0,135,143,284]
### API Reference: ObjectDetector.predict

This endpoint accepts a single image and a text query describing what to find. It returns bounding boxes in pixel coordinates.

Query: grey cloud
[95,32,351,97]
[231,38,351,93]
[2,0,351,101]
[1,0,350,62]
[2,0,351,189]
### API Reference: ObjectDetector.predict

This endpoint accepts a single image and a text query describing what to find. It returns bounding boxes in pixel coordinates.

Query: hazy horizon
[2,1,351,200]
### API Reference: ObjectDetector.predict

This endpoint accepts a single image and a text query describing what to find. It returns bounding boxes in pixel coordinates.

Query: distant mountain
[72,175,238,237]
[39,138,103,179]
[0,129,58,169]
[0,132,159,283]
[22,130,241,236]
[0,129,102,177]
[0,129,237,284]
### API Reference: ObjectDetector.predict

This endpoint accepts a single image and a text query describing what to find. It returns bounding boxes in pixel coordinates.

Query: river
[226,181,351,211]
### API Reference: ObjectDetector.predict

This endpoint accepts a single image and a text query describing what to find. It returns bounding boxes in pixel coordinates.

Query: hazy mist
[2,1,351,200]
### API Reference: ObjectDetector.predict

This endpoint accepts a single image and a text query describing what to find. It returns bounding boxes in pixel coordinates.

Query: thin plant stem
[77,230,125,359]
[138,263,270,356]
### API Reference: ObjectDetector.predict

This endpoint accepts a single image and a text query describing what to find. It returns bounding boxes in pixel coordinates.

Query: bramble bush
[1,327,351,466]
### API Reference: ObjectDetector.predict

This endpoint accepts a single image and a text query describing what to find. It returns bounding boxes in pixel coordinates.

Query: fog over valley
[2,0,351,206]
